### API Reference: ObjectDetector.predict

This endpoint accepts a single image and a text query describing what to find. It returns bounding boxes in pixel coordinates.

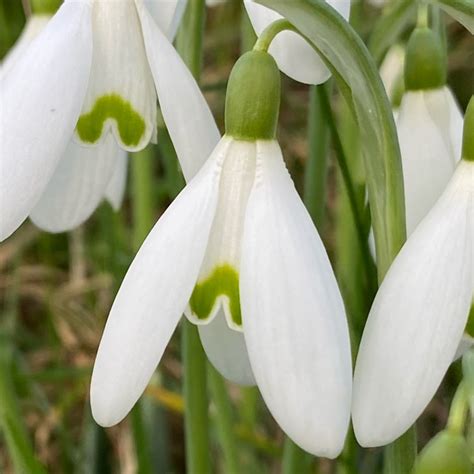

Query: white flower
[397,87,463,235]
[91,135,353,458]
[353,159,473,447]
[0,0,219,239]
[243,0,351,84]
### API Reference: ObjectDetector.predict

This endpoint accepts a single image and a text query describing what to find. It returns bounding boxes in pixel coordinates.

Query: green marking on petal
[76,94,146,147]
[189,264,242,327]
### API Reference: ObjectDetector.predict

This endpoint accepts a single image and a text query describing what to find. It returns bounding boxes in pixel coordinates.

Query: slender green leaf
[430,0,474,33]
[368,0,416,64]
[257,0,406,280]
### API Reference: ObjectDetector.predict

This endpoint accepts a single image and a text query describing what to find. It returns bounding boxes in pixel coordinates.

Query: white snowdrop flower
[397,27,463,236]
[243,0,351,84]
[91,50,352,458]
[352,96,474,447]
[0,0,218,239]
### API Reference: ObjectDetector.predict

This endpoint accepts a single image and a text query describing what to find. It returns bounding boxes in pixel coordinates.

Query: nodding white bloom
[352,97,474,447]
[0,0,218,239]
[397,27,463,236]
[243,0,350,84]
[91,50,352,458]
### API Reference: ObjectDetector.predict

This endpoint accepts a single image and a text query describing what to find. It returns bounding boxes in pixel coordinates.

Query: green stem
[417,3,429,28]
[318,86,377,295]
[177,1,211,473]
[182,321,211,474]
[303,84,330,231]
[383,427,417,474]
[208,367,240,474]
[253,19,296,52]
[131,147,155,250]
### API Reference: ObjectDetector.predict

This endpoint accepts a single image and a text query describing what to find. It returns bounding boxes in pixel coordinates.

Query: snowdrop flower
[244,0,350,84]
[397,27,463,235]
[91,49,352,458]
[0,0,218,239]
[352,96,474,447]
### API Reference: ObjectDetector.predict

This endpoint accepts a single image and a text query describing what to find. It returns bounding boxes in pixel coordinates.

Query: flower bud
[225,50,281,140]
[31,0,62,14]
[412,431,471,474]
[404,28,446,91]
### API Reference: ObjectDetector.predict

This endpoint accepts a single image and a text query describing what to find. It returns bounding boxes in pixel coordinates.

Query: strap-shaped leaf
[430,0,474,33]
[256,0,406,280]
[368,0,416,64]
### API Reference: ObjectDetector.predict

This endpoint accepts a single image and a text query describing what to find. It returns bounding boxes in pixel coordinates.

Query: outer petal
[30,136,119,232]
[397,88,460,235]
[0,14,51,80]
[136,1,220,181]
[104,148,128,210]
[90,139,227,427]
[143,0,187,40]
[198,310,256,386]
[352,161,473,447]
[0,1,92,241]
[240,141,352,458]
[244,0,350,85]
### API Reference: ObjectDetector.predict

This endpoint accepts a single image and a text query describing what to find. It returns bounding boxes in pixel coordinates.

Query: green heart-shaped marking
[189,264,242,327]
[76,94,146,147]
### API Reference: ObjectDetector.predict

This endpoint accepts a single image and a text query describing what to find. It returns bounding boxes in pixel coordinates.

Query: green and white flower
[352,96,474,447]
[0,0,218,239]
[397,27,463,235]
[91,50,352,458]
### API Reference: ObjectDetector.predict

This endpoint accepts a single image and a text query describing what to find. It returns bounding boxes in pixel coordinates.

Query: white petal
[29,136,119,232]
[104,148,128,210]
[137,1,220,181]
[244,0,350,85]
[90,138,227,427]
[240,141,352,458]
[198,309,256,386]
[76,0,157,151]
[0,14,51,80]
[397,88,460,235]
[0,1,92,241]
[352,161,473,447]
[186,140,256,330]
[143,0,187,40]
[379,44,404,104]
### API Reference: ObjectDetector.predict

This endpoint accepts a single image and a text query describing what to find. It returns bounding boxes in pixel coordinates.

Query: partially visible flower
[0,0,218,239]
[243,0,351,84]
[397,27,463,235]
[352,97,474,447]
[91,50,352,458]
[379,44,405,114]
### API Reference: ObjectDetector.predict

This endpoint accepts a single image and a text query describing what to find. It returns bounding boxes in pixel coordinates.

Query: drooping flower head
[91,39,352,458]
[352,96,474,447]
[0,0,218,238]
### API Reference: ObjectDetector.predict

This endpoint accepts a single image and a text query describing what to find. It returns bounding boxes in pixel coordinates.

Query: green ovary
[189,265,242,327]
[76,94,146,147]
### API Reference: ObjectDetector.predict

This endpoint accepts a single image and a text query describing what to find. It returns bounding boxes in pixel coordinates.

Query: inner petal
[75,0,157,151]
[186,139,256,331]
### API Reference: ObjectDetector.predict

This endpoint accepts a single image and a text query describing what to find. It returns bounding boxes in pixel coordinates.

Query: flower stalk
[176,1,211,473]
